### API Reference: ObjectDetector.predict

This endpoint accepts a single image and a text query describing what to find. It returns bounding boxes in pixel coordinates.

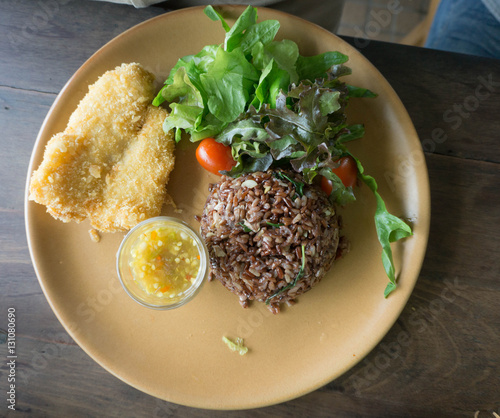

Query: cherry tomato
[195,137,236,175]
[321,156,358,195]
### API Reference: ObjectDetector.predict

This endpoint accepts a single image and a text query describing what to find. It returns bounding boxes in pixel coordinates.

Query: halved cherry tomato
[321,156,358,195]
[195,137,236,176]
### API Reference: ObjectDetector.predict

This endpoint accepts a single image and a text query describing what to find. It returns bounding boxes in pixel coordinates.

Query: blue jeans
[425,0,500,60]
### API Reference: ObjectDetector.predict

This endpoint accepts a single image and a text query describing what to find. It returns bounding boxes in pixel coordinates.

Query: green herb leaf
[296,51,349,81]
[266,222,284,228]
[337,124,366,143]
[251,59,290,110]
[349,153,413,296]
[346,84,378,98]
[266,245,306,304]
[239,222,251,232]
[273,171,304,197]
[152,7,360,143]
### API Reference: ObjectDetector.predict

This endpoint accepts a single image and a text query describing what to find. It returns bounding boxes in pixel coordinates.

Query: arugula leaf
[317,166,356,206]
[348,153,413,296]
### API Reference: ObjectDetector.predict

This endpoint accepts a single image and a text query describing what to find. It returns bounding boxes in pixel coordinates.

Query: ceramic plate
[25,5,430,409]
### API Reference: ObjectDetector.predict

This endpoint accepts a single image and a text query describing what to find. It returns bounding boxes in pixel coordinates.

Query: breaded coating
[29,63,175,232]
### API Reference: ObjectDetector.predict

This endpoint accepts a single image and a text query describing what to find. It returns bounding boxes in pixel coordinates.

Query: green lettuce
[153,5,353,142]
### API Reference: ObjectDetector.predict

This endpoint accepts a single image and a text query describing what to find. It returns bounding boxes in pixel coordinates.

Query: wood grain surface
[1,1,499,417]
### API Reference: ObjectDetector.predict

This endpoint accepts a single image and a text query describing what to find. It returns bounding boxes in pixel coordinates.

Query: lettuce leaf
[200,46,259,123]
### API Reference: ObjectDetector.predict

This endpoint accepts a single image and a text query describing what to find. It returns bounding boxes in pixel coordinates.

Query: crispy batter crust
[29,63,175,232]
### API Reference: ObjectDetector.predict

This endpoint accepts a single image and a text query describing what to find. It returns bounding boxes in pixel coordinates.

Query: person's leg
[425,0,500,59]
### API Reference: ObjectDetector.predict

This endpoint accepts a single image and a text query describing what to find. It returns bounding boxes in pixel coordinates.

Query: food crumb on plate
[222,336,248,356]
[89,228,101,243]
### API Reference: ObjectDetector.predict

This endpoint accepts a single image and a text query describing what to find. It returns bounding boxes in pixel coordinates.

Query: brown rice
[199,170,342,314]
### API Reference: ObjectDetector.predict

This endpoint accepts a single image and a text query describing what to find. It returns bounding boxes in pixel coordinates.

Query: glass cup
[116,216,208,310]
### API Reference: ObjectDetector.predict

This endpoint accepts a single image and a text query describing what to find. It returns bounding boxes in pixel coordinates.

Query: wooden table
[1,1,499,416]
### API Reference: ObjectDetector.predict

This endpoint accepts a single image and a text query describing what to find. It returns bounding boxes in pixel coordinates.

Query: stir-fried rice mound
[200,170,341,314]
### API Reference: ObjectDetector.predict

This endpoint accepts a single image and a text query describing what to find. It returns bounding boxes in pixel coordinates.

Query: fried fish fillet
[29,63,175,232]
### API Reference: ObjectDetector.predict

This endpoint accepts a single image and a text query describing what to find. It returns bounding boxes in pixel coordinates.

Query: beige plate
[25,5,430,410]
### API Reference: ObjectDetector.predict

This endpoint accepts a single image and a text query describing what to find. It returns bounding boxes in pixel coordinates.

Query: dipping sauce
[117,217,208,310]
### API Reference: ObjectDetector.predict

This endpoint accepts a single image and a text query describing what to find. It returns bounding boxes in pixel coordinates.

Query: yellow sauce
[128,225,202,299]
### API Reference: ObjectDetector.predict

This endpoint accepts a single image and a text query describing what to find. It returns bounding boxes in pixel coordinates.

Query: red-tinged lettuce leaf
[221,152,273,177]
[216,117,269,145]
[214,76,356,180]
